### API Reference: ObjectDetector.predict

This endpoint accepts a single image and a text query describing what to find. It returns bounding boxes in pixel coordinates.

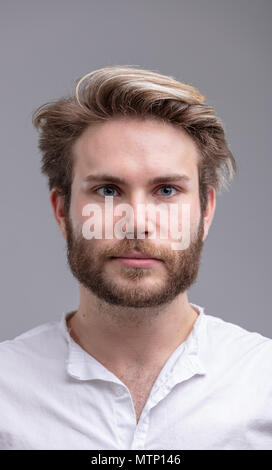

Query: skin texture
[50,116,216,375]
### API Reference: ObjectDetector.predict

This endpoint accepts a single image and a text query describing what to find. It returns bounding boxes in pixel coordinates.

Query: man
[0,66,271,450]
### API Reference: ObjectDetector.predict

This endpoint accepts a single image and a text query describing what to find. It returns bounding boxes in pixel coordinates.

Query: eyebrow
[83,173,191,186]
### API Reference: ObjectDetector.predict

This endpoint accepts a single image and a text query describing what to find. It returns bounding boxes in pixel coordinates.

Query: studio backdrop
[0,0,271,340]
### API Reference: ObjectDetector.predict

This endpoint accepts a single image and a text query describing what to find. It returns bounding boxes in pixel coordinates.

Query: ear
[202,187,216,241]
[50,188,67,240]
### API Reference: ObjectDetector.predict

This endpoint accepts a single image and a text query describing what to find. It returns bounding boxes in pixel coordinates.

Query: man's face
[64,117,206,308]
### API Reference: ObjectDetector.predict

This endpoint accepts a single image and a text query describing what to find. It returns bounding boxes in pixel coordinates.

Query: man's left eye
[157,186,177,197]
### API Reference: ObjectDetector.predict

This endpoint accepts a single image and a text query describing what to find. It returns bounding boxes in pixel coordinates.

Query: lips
[112,258,161,268]
[112,251,160,260]
[109,251,162,268]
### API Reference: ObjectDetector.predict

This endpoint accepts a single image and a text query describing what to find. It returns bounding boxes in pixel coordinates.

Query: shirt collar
[156,302,207,390]
[59,302,207,385]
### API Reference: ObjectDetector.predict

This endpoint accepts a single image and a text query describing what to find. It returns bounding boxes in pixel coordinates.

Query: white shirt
[0,302,272,450]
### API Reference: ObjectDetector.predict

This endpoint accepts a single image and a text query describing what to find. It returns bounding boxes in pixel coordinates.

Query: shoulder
[203,312,272,372]
[205,312,272,345]
[0,318,68,444]
[0,317,68,411]
[0,318,64,370]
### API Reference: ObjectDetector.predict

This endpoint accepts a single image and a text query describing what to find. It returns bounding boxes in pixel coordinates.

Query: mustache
[99,239,175,263]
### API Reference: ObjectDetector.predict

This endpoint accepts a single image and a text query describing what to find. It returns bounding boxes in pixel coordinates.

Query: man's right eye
[95,185,120,197]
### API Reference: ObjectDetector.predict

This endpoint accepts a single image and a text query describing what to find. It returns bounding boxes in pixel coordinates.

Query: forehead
[72,117,199,183]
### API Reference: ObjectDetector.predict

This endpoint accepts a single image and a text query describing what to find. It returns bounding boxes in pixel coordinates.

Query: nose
[124,195,156,240]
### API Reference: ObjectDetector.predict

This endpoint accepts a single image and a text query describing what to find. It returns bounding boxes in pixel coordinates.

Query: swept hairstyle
[32,65,237,217]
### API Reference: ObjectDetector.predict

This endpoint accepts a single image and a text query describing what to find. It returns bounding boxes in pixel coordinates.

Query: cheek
[68,191,82,224]
[70,194,100,233]
[189,202,201,233]
[171,200,200,234]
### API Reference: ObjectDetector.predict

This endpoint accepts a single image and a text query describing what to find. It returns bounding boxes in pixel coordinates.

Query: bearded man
[0,66,271,450]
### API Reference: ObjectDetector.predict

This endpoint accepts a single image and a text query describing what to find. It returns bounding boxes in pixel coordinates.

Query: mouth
[110,252,162,268]
[114,251,161,259]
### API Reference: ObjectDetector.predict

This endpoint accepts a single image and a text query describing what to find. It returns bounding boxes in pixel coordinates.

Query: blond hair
[32,65,237,215]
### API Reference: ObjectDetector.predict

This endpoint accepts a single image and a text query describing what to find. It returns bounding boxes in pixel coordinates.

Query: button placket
[111,382,138,449]
[131,419,149,450]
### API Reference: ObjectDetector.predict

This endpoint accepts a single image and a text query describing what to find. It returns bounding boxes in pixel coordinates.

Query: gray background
[0,0,271,341]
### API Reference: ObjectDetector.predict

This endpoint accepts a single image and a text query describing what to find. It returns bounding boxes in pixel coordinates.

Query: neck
[67,286,199,372]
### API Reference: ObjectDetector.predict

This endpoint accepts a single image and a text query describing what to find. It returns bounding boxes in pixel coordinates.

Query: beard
[65,212,205,309]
